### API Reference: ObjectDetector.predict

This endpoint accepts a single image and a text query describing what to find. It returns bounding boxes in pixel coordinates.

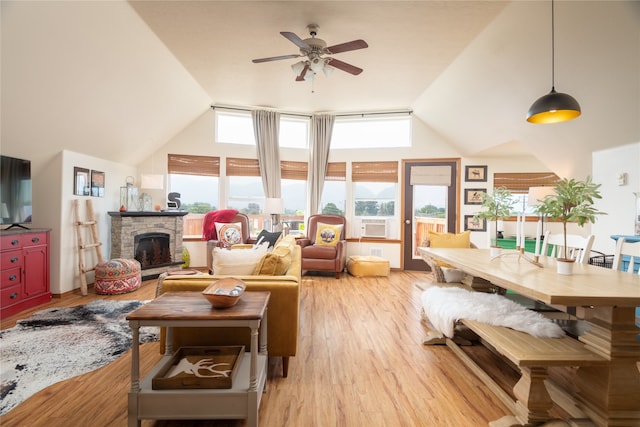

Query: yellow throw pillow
[315,222,343,247]
[253,245,292,275]
[428,230,471,267]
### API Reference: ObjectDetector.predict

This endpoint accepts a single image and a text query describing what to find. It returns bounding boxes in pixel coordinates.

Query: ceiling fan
[252,24,368,81]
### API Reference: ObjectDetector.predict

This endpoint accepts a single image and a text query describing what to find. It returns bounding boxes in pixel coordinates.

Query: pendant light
[526,0,581,124]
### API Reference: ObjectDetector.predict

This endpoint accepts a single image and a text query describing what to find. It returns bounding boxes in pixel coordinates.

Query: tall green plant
[534,176,605,260]
[474,187,515,245]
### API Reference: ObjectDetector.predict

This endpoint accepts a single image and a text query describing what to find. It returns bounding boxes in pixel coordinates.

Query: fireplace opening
[134,232,173,269]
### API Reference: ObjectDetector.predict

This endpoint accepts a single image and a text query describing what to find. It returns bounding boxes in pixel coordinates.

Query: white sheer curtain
[307,114,335,215]
[252,110,281,198]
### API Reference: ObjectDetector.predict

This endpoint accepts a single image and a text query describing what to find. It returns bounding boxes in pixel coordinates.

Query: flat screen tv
[0,155,32,229]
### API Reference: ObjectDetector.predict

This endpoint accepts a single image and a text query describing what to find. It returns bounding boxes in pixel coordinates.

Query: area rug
[0,299,159,415]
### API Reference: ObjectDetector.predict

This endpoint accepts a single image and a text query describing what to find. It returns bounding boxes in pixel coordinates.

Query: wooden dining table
[420,247,640,427]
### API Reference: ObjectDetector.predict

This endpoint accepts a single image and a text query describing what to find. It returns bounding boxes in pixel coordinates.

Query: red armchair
[297,214,347,279]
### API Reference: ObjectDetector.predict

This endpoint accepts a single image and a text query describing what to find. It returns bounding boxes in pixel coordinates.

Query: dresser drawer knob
[11,257,19,263]
[11,239,19,246]
[9,275,17,281]
[32,237,40,243]
[10,292,18,299]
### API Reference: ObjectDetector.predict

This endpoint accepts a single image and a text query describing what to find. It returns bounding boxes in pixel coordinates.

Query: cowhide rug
[0,299,159,415]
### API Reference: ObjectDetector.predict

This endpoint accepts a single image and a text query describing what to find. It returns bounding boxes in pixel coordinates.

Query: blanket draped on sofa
[202,209,238,241]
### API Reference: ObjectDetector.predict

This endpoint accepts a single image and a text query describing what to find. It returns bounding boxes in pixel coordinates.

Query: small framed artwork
[74,167,90,196]
[464,215,486,232]
[465,165,488,182]
[91,170,105,197]
[464,188,486,205]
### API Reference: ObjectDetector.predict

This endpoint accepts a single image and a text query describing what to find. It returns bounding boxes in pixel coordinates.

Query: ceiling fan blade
[281,31,310,49]
[326,58,363,75]
[295,64,310,81]
[325,39,368,54]
[252,54,300,63]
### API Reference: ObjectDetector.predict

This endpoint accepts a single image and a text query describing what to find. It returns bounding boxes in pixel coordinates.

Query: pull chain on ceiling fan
[252,24,368,82]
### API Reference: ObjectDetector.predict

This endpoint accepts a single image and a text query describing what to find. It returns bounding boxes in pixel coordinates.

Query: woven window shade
[494,172,560,193]
[326,162,346,181]
[281,161,308,180]
[410,165,451,186]
[226,157,260,177]
[167,154,220,177]
[352,161,398,183]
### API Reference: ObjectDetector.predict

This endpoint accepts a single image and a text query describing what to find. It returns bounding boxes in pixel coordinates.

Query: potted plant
[474,187,516,256]
[534,176,605,274]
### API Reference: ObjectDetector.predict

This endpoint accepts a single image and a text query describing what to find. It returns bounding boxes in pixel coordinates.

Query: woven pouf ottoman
[347,255,390,277]
[94,258,142,295]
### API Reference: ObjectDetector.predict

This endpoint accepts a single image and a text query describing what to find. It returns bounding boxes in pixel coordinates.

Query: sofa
[156,236,301,377]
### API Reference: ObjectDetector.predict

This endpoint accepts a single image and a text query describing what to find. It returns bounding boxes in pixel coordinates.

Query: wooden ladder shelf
[73,199,104,295]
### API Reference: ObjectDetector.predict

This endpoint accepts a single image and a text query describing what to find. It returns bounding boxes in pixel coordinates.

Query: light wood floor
[1,270,513,427]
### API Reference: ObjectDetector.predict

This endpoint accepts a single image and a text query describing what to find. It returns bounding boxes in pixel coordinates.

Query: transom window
[215,110,309,149]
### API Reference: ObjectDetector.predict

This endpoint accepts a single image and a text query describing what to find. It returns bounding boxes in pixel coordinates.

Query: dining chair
[540,231,595,264]
[612,237,640,274]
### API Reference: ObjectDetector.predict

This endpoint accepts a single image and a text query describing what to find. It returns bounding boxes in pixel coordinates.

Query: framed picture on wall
[91,170,105,197]
[464,188,486,205]
[74,167,90,196]
[465,165,488,182]
[464,215,486,232]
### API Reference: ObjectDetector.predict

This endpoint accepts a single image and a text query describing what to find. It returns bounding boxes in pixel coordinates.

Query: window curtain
[307,114,335,215]
[252,110,281,198]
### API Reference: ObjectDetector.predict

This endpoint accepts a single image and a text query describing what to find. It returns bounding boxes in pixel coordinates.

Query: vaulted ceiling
[3,1,639,179]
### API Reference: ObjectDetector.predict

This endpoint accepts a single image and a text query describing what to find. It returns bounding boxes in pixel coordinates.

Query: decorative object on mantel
[526,0,581,124]
[119,176,139,211]
[202,278,246,309]
[534,176,605,274]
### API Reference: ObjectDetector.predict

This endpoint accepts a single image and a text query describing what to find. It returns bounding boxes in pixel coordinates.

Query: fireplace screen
[134,232,172,268]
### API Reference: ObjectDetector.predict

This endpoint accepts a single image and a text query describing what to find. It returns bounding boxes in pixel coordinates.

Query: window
[331,115,411,149]
[352,161,398,237]
[320,162,346,216]
[494,172,560,215]
[280,161,308,228]
[167,154,220,238]
[215,110,310,148]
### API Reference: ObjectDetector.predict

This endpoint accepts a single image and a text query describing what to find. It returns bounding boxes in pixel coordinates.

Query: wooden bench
[448,318,608,426]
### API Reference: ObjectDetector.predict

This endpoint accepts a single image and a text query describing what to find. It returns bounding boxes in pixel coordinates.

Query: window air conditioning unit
[361,218,387,238]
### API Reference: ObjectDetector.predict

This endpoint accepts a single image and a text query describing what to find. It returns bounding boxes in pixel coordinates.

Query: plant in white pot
[534,176,605,274]
[474,187,516,256]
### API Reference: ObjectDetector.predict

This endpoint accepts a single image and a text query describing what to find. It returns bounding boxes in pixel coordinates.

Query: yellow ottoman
[347,255,390,277]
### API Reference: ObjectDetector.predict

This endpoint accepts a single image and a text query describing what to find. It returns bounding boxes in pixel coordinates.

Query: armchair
[206,212,256,274]
[297,214,347,278]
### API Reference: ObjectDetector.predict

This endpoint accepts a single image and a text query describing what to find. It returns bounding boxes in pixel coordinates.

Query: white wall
[592,143,640,254]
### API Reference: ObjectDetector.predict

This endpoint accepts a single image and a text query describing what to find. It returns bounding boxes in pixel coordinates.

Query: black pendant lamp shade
[526,0,581,124]
[526,87,581,124]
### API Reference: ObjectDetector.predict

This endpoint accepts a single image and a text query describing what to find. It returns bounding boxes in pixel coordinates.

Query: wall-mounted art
[465,165,487,182]
[91,170,105,197]
[74,167,90,196]
[464,188,486,205]
[464,215,486,232]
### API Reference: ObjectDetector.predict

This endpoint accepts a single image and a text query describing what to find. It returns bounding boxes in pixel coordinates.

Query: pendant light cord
[551,0,555,90]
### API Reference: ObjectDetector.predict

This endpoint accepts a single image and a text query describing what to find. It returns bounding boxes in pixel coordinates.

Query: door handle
[405,219,411,224]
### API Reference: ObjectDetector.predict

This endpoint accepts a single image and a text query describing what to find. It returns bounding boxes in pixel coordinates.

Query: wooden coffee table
[126,291,270,427]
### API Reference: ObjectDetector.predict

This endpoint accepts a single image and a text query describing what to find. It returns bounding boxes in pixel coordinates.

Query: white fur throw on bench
[421,286,565,339]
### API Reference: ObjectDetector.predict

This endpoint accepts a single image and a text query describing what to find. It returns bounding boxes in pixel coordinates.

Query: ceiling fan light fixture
[526,87,581,124]
[526,0,581,124]
[291,61,306,75]
[323,64,335,78]
[304,70,315,82]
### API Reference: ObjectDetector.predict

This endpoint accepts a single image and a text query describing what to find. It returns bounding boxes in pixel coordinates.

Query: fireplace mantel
[108,211,188,218]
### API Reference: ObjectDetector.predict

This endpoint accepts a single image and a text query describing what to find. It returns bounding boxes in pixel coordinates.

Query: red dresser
[1,229,51,319]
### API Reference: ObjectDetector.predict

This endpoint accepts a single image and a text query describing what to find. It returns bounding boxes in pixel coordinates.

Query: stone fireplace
[108,211,188,279]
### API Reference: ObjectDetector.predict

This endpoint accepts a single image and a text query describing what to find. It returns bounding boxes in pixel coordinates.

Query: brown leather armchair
[297,214,347,278]
[206,213,256,274]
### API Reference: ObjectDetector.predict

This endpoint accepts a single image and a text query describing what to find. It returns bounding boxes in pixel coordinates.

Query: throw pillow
[212,242,269,275]
[255,229,282,248]
[315,222,344,247]
[441,267,466,283]
[253,245,292,275]
[215,222,243,247]
[428,230,471,268]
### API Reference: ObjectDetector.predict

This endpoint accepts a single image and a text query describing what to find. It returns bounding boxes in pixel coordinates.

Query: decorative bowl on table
[202,278,246,308]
